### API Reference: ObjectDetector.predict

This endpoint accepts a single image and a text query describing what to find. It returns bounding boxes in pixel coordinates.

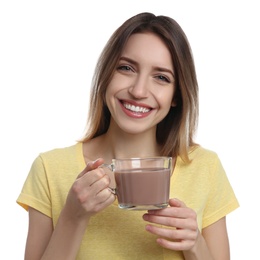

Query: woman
[17,12,239,259]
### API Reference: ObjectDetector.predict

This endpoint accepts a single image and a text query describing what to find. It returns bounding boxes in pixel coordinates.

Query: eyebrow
[119,56,174,77]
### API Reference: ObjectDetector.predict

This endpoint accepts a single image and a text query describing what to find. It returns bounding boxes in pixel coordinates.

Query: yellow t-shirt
[17,143,239,259]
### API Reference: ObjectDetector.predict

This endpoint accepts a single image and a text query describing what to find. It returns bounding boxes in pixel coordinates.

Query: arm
[26,206,90,260]
[143,198,230,260]
[201,217,230,259]
[183,218,230,260]
[25,159,115,260]
[25,208,53,260]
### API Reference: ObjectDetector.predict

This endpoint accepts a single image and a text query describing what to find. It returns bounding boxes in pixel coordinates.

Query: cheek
[105,81,119,111]
[156,89,175,108]
[105,79,115,100]
[105,75,122,97]
[105,88,112,109]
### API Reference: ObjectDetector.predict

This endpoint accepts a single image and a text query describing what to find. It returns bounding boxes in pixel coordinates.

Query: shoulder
[189,145,219,162]
[30,142,84,180]
[177,145,222,174]
[174,146,229,194]
[33,142,83,171]
[39,142,81,160]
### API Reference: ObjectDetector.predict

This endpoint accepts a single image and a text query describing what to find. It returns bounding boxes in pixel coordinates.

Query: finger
[89,158,105,170]
[169,198,186,207]
[72,174,114,210]
[90,173,111,192]
[145,206,191,219]
[79,168,108,191]
[77,158,105,178]
[145,224,197,241]
[143,214,195,229]
[95,186,116,203]
[145,198,188,218]
[89,188,116,213]
[156,237,193,251]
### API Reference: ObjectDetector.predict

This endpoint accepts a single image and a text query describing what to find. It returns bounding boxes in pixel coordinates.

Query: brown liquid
[115,168,170,208]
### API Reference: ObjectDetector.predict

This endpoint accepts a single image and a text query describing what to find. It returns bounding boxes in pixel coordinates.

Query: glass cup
[102,157,173,210]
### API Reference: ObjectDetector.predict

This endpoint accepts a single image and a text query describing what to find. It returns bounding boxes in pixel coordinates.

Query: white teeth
[123,102,150,113]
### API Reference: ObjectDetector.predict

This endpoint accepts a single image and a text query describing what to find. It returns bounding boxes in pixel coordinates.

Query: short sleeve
[16,155,52,218]
[202,155,239,228]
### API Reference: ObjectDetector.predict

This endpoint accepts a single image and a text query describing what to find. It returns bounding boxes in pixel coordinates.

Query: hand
[143,198,198,251]
[64,158,116,222]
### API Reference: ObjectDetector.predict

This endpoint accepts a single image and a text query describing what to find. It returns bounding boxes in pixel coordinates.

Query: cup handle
[99,163,116,195]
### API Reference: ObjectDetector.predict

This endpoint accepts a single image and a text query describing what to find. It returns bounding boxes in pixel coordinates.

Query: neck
[83,121,161,163]
[107,133,159,159]
[102,121,160,159]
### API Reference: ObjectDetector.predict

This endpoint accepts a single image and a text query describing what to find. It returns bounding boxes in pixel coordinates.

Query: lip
[118,99,153,119]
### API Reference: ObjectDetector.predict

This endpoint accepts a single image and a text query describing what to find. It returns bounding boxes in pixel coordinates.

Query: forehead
[121,32,173,68]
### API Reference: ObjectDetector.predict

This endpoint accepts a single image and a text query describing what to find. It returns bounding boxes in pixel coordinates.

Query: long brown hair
[80,12,199,163]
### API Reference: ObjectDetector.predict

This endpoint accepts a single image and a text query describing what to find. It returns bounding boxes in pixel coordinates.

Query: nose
[128,75,149,99]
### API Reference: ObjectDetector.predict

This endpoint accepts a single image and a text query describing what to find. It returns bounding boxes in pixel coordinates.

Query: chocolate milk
[115,167,170,209]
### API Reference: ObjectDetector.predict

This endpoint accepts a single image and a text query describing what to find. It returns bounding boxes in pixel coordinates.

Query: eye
[156,75,171,83]
[117,65,133,72]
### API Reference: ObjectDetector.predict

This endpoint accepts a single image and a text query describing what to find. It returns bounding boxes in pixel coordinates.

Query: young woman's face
[105,32,175,135]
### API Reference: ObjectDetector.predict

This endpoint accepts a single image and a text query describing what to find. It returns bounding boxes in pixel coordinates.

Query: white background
[1,0,259,259]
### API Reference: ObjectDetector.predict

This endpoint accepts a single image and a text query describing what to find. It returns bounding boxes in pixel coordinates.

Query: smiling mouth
[121,101,151,113]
